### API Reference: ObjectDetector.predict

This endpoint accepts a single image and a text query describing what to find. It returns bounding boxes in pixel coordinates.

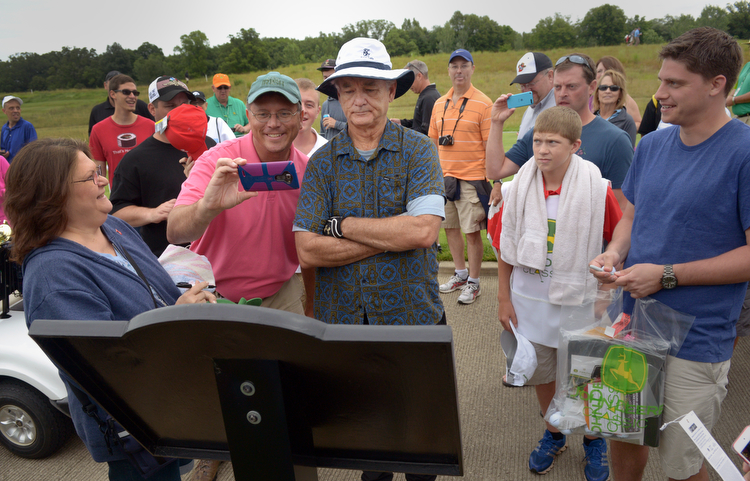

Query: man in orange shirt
[428,49,493,304]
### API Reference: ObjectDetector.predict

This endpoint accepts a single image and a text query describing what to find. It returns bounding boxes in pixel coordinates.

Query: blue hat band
[335,61,391,72]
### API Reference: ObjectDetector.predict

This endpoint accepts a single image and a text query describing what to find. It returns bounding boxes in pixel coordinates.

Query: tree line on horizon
[2,3,749,94]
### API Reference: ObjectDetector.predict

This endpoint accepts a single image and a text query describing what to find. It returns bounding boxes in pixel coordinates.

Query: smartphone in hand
[237,161,300,191]
[507,91,534,109]
[733,425,750,464]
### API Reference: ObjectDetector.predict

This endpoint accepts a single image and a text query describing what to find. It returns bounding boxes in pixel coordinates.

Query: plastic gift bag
[158,244,215,293]
[545,287,694,446]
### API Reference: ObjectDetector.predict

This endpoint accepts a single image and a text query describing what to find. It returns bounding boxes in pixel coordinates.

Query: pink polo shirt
[175,133,308,302]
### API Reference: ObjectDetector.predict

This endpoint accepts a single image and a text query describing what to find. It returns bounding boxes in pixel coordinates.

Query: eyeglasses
[516,69,551,91]
[555,55,595,75]
[249,110,299,123]
[598,85,621,92]
[216,86,230,90]
[449,64,472,72]
[71,165,103,185]
[114,89,140,97]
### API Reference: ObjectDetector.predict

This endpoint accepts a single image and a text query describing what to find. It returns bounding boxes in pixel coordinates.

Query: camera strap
[440,97,469,140]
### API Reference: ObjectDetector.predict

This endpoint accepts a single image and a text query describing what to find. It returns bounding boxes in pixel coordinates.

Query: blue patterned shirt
[294,121,445,325]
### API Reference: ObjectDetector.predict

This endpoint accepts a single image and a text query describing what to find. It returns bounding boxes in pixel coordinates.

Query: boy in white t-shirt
[491,106,622,481]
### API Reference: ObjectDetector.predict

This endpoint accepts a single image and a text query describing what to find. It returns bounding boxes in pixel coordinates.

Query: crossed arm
[295,214,442,269]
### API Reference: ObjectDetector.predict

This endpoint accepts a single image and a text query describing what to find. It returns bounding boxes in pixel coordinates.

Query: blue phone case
[237,161,300,191]
[507,92,534,109]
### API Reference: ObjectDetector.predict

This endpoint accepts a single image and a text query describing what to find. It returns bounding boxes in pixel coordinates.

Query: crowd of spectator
[4,26,750,481]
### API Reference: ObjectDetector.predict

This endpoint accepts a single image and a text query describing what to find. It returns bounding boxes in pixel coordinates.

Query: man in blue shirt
[591,27,750,481]
[1,96,37,163]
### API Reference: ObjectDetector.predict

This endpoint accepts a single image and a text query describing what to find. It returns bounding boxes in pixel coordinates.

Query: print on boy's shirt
[547,218,555,253]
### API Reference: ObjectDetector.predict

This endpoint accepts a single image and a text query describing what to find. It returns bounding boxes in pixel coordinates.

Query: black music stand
[29,305,463,480]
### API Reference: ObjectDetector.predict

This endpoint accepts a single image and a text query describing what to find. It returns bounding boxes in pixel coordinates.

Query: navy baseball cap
[449,49,473,64]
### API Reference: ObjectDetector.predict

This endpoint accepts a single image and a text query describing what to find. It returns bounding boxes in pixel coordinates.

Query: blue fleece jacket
[23,215,180,462]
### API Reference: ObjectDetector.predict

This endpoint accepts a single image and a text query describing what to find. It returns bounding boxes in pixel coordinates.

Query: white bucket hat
[317,37,414,100]
[500,322,538,386]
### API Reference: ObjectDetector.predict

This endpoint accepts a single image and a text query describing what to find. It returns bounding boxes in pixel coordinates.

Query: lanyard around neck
[440,97,469,140]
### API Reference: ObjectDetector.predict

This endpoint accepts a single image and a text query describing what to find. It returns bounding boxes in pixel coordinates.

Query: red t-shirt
[488,181,622,250]
[89,116,155,185]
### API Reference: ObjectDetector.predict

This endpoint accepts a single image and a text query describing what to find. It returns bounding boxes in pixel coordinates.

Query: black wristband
[323,216,345,239]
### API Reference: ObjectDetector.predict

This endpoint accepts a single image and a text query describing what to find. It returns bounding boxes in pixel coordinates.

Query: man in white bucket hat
[294,37,446,481]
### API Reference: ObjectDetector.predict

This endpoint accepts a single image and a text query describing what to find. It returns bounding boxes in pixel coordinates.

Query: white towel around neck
[500,153,608,305]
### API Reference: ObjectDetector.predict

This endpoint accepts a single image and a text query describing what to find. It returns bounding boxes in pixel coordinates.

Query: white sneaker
[457,282,480,304]
[440,274,468,293]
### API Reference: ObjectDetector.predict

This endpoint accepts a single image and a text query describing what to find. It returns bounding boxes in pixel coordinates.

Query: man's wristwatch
[323,216,345,239]
[661,264,678,289]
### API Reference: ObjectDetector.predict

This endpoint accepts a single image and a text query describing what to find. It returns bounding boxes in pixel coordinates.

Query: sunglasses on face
[555,55,595,75]
[216,86,230,90]
[598,85,621,92]
[114,89,140,97]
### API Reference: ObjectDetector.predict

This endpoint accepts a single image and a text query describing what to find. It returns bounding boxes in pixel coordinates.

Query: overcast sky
[2,0,711,62]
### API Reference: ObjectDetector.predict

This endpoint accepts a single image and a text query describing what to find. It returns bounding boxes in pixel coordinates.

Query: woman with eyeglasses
[5,138,215,480]
[593,69,637,148]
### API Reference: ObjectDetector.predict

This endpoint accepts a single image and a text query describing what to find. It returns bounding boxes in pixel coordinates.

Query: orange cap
[212,73,231,88]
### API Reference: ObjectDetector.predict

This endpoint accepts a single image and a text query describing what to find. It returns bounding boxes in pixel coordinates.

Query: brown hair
[5,138,86,263]
[554,53,597,85]
[596,56,626,76]
[659,27,743,96]
[107,74,135,92]
[534,106,582,144]
[593,70,628,112]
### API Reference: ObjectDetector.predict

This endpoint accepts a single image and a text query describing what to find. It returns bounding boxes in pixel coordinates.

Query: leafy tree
[400,19,434,55]
[727,1,750,39]
[383,29,419,57]
[463,14,511,52]
[174,31,211,78]
[528,14,577,49]
[662,14,697,40]
[134,42,164,61]
[218,28,269,73]
[641,29,665,44]
[98,43,133,76]
[579,4,627,46]
[298,33,342,63]
[341,20,395,42]
[133,55,167,84]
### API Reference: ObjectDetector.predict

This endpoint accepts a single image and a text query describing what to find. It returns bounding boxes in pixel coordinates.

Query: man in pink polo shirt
[167,71,312,315]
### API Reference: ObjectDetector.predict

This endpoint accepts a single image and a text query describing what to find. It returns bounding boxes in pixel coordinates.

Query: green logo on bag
[601,345,647,394]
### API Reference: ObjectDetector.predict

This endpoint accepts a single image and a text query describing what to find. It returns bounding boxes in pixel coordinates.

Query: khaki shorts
[442,181,486,233]
[736,115,750,126]
[261,275,305,315]
[658,355,730,479]
[526,341,557,386]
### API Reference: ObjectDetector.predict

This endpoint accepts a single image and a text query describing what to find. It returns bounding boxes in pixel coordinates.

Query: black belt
[738,113,750,118]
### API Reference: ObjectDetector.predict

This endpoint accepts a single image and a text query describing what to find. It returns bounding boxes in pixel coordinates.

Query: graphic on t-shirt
[117,133,137,148]
[547,219,556,254]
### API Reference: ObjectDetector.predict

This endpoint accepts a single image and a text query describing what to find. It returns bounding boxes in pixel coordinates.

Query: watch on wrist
[323,216,345,239]
[661,264,678,289]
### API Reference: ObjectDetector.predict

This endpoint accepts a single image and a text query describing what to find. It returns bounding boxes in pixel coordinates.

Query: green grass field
[12,44,747,263]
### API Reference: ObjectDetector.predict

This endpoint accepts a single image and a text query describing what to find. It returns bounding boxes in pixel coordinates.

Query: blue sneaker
[582,438,609,481]
[529,430,567,474]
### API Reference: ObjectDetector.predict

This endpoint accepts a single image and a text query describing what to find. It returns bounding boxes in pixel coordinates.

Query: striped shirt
[428,85,493,180]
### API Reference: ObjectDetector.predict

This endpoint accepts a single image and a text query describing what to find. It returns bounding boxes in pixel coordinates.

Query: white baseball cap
[2,96,22,108]
[500,322,538,386]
